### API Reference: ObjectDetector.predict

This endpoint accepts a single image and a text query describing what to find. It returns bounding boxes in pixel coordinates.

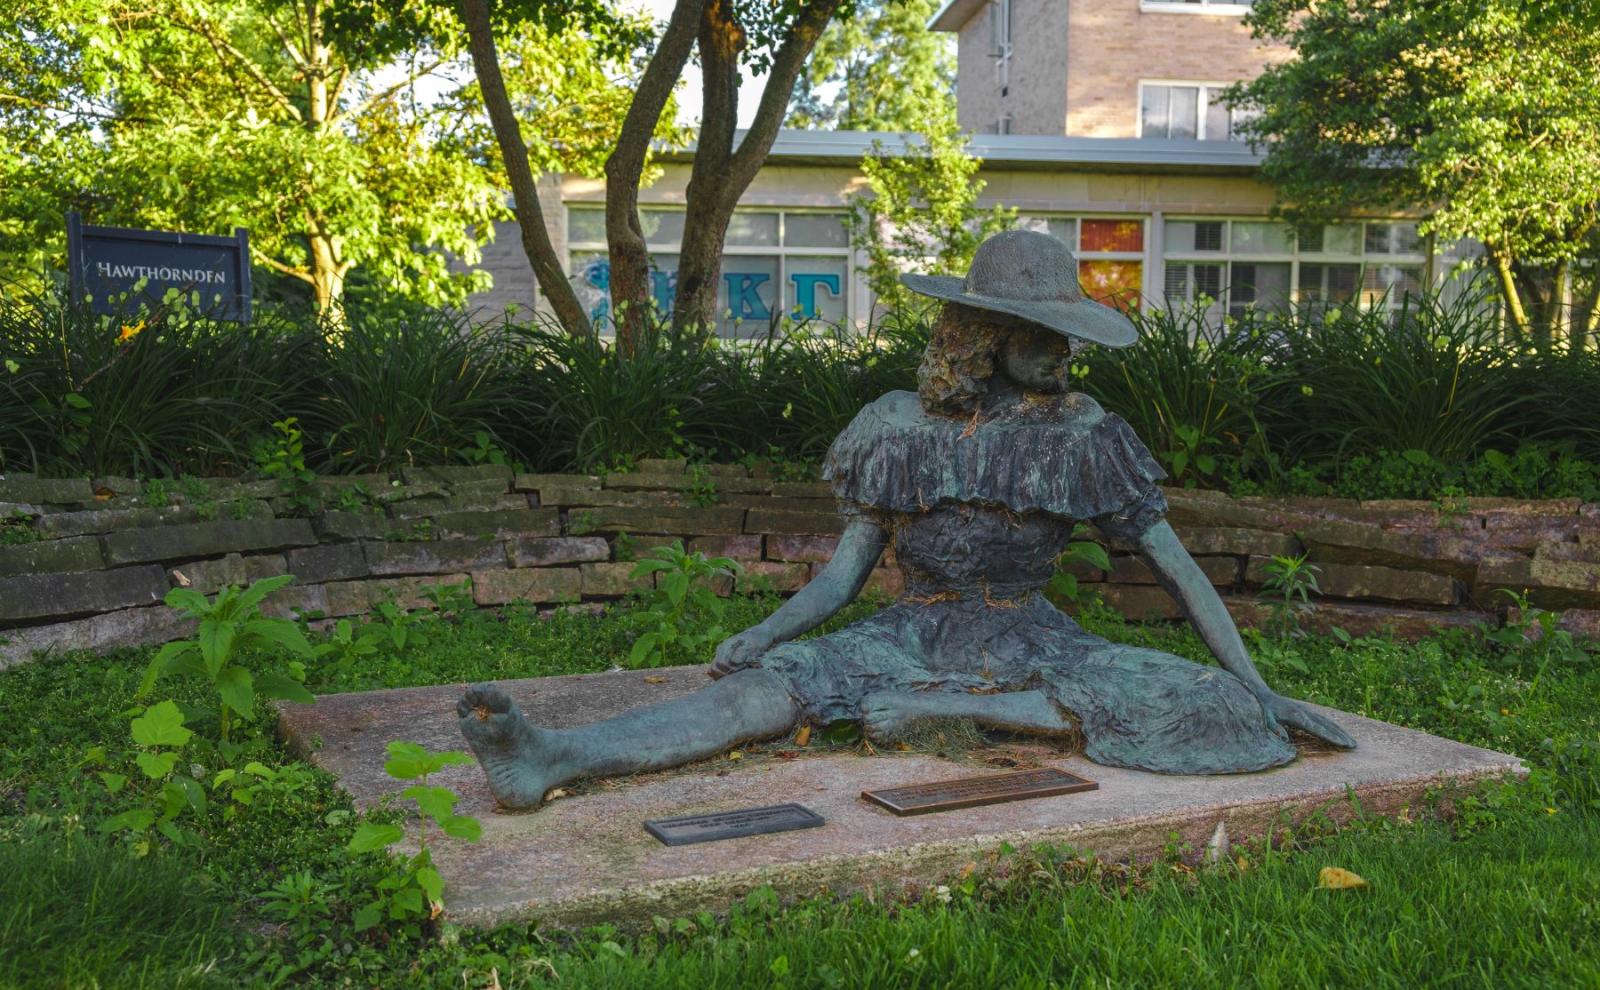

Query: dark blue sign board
[67,212,252,322]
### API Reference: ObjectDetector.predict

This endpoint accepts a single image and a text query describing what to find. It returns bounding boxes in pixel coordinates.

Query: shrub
[3,282,1599,502]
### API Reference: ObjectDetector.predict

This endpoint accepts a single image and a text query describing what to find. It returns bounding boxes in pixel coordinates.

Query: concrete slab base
[278,666,1524,929]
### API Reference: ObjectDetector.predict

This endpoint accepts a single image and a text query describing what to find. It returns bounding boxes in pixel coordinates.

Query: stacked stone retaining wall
[2,462,1597,667]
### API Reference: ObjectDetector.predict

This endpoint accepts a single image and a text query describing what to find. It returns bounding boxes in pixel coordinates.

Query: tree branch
[605,0,708,347]
[266,11,307,68]
[338,58,450,123]
[253,250,314,286]
[179,14,302,121]
[727,0,845,193]
[459,0,593,335]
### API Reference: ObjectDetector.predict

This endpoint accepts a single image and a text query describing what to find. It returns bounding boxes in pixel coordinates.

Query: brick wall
[2,465,1596,668]
[1065,0,1288,138]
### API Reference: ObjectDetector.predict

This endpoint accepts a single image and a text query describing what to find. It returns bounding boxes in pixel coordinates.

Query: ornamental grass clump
[305,308,535,473]
[0,285,310,477]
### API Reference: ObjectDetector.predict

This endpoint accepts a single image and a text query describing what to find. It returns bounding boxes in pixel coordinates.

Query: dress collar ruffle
[822,390,1166,519]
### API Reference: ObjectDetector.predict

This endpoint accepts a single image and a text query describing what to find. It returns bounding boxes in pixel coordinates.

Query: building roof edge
[658,129,1265,171]
[929,0,987,32]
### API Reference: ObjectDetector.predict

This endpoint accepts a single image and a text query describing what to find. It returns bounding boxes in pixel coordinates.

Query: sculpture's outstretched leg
[458,669,799,810]
[859,689,1075,742]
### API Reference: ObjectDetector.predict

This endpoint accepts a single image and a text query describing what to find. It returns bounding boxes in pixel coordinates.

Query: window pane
[1203,88,1230,140]
[1361,264,1423,306]
[1302,224,1361,256]
[638,209,685,247]
[784,213,848,248]
[1364,222,1423,255]
[1140,86,1170,139]
[1164,262,1223,304]
[1229,221,1292,254]
[1169,86,1198,140]
[1081,219,1143,253]
[1080,260,1142,311]
[1164,220,1223,253]
[567,206,606,244]
[717,254,780,337]
[1228,261,1291,315]
[1298,262,1360,304]
[569,250,610,325]
[784,257,848,322]
[568,251,681,330]
[726,212,780,247]
[1019,215,1077,247]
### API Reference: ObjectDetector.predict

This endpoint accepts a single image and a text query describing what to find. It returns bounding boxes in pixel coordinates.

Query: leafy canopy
[0,0,661,310]
[788,0,955,131]
[1228,0,1600,331]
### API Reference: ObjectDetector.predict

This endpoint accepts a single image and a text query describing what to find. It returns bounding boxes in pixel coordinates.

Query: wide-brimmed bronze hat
[900,229,1139,348]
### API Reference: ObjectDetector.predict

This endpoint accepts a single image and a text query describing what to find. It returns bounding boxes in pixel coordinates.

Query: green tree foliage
[848,103,1014,314]
[1230,0,1600,346]
[0,0,653,314]
[787,0,955,132]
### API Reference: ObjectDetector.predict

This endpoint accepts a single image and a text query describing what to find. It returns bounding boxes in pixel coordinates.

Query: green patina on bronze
[456,231,1357,811]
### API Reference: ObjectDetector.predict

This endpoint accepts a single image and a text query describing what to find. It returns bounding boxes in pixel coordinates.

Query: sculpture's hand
[710,628,773,679]
[1260,692,1357,750]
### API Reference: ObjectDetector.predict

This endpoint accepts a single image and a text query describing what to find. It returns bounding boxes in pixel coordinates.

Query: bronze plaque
[862,767,1097,816]
[645,803,825,846]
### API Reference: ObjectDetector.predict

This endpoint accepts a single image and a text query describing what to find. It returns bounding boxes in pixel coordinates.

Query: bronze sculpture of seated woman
[457,230,1355,810]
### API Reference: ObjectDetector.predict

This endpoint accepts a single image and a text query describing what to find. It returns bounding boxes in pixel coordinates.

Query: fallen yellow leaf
[545,788,569,801]
[643,675,666,684]
[1318,867,1369,890]
[728,750,743,761]
[794,725,811,748]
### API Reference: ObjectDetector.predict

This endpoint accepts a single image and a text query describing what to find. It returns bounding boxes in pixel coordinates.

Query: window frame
[1137,80,1243,142]
[1162,217,1429,316]
[1139,1,1256,15]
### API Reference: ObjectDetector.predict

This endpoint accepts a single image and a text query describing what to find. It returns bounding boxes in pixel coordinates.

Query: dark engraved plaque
[861,768,1097,816]
[645,803,825,846]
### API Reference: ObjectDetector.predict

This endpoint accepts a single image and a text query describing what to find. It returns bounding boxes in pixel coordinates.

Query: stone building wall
[2,465,1597,668]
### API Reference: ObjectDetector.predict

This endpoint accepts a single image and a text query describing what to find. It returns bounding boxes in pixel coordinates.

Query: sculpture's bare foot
[456,684,570,810]
[860,691,946,742]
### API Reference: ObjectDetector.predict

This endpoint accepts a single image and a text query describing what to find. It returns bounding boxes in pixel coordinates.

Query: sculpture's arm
[1136,520,1356,749]
[710,516,888,677]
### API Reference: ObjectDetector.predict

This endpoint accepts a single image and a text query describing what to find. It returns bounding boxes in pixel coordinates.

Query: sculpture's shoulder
[1057,391,1107,426]
[851,390,924,429]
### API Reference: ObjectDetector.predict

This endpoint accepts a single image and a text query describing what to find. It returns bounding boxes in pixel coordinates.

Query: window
[566,206,853,337]
[1139,83,1244,141]
[1018,215,1146,311]
[1163,218,1427,320]
[990,0,1012,95]
[1141,0,1255,11]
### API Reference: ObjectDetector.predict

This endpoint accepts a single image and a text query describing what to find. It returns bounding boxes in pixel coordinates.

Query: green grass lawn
[1,594,1596,989]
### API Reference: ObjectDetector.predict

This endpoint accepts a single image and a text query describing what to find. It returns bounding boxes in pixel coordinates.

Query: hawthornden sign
[67,212,253,322]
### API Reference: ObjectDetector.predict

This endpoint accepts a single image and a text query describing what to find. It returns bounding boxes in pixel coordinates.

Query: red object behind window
[1080,219,1144,253]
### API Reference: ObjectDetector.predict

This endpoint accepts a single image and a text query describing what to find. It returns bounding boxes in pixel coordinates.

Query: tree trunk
[1582,266,1600,346]
[670,0,743,333]
[604,0,707,353]
[304,2,345,318]
[459,0,593,336]
[1547,258,1570,357]
[309,231,346,314]
[672,0,846,333]
[1487,244,1531,340]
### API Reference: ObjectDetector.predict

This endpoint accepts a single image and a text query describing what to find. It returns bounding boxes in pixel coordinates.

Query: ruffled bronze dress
[756,390,1297,775]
